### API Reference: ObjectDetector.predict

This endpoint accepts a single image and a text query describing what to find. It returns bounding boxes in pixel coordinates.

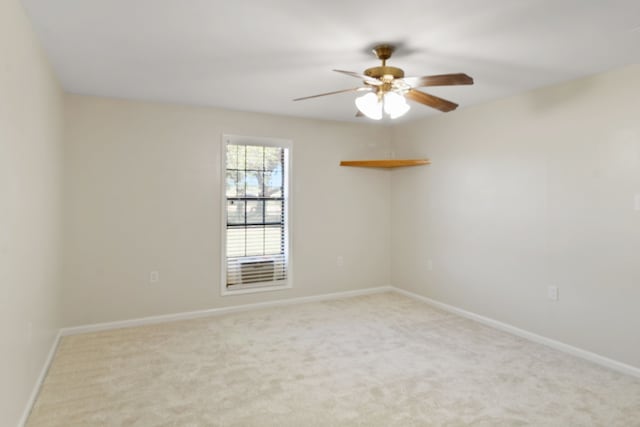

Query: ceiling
[22,0,640,123]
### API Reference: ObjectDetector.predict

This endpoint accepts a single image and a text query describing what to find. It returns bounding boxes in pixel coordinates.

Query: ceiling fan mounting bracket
[372,44,395,62]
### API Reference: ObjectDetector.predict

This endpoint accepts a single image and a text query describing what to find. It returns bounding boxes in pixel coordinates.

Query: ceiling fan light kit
[355,91,411,120]
[294,43,474,120]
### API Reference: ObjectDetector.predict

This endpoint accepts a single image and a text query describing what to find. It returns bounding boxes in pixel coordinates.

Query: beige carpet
[27,292,640,426]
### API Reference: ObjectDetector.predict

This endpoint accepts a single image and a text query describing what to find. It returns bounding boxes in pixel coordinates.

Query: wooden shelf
[340,159,431,168]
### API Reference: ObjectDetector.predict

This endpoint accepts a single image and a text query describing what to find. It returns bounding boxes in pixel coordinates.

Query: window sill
[221,281,292,296]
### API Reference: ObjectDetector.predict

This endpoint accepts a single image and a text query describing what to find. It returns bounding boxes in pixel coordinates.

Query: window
[221,135,292,295]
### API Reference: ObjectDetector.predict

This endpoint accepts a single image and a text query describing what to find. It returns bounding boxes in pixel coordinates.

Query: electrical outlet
[426,259,433,271]
[547,286,559,301]
[336,256,344,267]
[149,271,159,283]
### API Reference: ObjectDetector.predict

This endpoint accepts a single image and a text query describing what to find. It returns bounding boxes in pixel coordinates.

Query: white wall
[0,1,63,425]
[62,95,392,326]
[391,65,640,368]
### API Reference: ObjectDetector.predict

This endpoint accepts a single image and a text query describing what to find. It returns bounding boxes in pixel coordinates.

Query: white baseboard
[61,286,394,336]
[392,287,640,379]
[18,330,62,427]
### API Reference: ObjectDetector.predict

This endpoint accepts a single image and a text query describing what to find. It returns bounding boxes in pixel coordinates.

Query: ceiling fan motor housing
[364,65,405,80]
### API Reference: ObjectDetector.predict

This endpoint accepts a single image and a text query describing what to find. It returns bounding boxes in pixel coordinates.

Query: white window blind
[222,135,291,292]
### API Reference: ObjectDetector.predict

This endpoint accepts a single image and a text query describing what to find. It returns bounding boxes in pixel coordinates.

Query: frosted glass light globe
[383,92,410,119]
[355,93,382,120]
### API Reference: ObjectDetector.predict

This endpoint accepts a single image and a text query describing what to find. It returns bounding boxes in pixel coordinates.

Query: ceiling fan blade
[293,87,371,101]
[401,73,473,88]
[333,69,382,85]
[405,89,458,112]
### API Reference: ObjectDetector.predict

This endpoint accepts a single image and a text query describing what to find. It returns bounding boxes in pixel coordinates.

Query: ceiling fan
[293,44,473,120]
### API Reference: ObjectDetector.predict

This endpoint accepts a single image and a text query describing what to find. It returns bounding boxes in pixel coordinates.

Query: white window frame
[220,134,293,296]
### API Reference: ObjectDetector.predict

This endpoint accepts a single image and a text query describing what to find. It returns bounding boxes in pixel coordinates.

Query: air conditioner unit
[240,258,275,284]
